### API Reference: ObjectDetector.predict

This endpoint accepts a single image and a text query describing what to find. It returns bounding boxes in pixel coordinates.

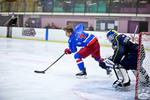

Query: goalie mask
[106,30,118,43]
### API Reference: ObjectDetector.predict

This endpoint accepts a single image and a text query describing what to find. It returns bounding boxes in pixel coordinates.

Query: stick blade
[34,70,45,74]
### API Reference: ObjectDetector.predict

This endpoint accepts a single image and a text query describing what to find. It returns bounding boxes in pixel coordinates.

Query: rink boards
[0,26,149,49]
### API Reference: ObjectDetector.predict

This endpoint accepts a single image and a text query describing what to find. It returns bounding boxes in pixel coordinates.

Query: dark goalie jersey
[111,34,139,69]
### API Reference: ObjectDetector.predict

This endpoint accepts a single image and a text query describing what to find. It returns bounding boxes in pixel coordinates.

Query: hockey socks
[76,59,85,71]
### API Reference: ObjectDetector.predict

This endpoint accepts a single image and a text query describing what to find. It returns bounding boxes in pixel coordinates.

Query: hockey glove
[64,48,71,54]
[99,60,112,75]
[99,60,107,69]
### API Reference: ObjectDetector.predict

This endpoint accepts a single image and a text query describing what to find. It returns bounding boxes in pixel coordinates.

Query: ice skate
[76,69,87,79]
[112,79,130,90]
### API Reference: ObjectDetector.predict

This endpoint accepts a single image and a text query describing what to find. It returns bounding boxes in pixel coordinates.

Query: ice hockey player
[106,30,150,88]
[63,24,111,77]
[6,14,18,38]
[8,15,18,27]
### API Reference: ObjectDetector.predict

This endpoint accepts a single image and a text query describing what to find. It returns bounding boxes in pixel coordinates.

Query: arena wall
[0,26,7,37]
[0,26,139,46]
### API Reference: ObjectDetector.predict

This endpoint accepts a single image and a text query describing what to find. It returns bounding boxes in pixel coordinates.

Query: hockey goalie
[104,30,150,91]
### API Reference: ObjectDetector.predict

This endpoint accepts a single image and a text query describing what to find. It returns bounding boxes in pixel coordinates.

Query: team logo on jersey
[123,37,129,43]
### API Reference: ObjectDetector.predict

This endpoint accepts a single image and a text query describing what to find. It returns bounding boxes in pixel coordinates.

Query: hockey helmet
[74,24,84,33]
[106,30,118,43]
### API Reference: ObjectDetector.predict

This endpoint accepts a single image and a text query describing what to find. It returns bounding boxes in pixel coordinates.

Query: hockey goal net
[135,32,150,100]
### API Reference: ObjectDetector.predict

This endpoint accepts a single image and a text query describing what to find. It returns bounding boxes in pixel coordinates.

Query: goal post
[135,32,150,100]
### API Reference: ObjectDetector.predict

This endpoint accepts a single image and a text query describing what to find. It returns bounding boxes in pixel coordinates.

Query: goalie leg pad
[113,65,130,88]
[119,66,130,84]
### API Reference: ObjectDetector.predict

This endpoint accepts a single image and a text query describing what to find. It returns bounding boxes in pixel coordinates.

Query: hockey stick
[132,25,138,42]
[113,65,119,80]
[34,53,65,74]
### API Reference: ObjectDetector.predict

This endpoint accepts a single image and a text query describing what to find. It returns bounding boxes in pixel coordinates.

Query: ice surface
[0,38,136,100]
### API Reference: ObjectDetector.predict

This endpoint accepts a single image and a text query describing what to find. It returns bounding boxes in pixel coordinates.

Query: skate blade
[114,85,131,92]
[76,75,87,79]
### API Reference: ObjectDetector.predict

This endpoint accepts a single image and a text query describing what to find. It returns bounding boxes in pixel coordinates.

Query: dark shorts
[78,41,100,59]
[120,53,138,70]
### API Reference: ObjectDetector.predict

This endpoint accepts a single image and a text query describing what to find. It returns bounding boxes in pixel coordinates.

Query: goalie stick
[34,53,65,74]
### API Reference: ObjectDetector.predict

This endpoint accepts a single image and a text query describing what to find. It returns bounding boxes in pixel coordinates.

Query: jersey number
[80,34,86,39]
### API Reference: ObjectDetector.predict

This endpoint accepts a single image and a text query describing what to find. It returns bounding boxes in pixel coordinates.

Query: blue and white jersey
[68,24,97,53]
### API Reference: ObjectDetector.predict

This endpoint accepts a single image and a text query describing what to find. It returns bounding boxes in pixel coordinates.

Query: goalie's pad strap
[114,65,130,84]
[119,67,130,83]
